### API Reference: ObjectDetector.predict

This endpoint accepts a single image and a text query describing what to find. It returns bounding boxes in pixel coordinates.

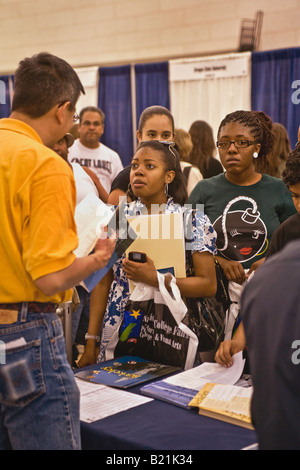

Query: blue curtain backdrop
[98,62,170,167]
[251,47,300,148]
[98,65,133,167]
[0,75,13,118]
[135,62,170,130]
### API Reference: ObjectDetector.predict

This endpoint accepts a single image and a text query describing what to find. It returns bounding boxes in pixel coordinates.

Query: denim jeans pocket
[0,339,46,407]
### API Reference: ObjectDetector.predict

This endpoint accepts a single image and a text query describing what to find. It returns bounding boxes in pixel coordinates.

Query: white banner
[74,66,99,110]
[170,53,250,82]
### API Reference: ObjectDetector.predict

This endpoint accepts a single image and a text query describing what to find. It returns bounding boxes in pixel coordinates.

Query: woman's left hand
[122,255,158,287]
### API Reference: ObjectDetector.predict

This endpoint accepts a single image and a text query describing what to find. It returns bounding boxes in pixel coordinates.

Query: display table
[78,370,257,451]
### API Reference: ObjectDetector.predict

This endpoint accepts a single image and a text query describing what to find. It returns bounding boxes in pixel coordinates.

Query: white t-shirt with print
[68,140,124,193]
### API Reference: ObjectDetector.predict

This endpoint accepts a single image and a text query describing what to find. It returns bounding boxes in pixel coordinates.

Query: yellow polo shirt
[0,118,78,303]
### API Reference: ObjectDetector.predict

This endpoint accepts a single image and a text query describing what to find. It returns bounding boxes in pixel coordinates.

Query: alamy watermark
[0,80,6,105]
[95,202,205,251]
[291,80,300,105]
[291,340,300,365]
[0,340,5,364]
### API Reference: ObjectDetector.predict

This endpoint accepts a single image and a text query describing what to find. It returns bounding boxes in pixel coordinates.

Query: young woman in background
[108,105,177,204]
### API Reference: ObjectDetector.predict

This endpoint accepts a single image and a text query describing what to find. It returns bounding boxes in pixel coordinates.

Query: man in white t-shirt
[53,132,108,205]
[68,106,123,193]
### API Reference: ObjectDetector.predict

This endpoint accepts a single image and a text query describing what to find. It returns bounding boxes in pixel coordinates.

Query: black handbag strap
[184,209,231,309]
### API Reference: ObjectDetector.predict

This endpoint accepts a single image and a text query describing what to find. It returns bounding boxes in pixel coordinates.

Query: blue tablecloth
[79,380,257,451]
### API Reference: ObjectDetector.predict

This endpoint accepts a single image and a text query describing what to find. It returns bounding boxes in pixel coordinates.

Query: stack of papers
[189,381,253,429]
[76,378,152,423]
[141,351,248,408]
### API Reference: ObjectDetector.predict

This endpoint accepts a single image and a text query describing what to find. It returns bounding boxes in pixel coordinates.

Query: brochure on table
[141,351,249,408]
[75,356,180,389]
[189,381,253,429]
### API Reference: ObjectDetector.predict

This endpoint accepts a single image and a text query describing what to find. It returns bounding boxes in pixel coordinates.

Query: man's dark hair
[282,145,300,187]
[79,106,105,124]
[11,52,85,118]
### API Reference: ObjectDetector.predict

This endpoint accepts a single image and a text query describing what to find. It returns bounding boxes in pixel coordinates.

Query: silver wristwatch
[85,333,100,342]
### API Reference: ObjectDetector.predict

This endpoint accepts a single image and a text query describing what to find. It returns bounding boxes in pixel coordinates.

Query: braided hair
[217,110,274,173]
[127,140,188,206]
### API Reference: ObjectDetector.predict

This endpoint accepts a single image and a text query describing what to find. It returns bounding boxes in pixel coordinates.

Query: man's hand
[35,230,116,297]
[93,234,116,270]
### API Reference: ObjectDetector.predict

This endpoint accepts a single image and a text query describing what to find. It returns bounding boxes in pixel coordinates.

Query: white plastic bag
[106,272,198,370]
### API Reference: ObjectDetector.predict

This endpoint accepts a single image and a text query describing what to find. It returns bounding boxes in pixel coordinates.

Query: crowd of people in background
[58,103,300,450]
[69,106,297,365]
[1,51,300,450]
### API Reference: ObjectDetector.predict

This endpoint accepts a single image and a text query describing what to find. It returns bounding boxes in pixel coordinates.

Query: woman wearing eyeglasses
[188,110,296,366]
[78,140,217,367]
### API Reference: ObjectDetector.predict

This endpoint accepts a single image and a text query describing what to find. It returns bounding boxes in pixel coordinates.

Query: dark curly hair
[128,140,188,205]
[217,110,274,173]
[282,145,300,187]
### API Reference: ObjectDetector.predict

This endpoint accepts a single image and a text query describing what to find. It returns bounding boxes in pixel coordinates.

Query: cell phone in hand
[128,252,147,263]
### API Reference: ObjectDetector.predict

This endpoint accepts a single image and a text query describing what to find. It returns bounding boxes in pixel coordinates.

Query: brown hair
[188,120,216,174]
[268,122,291,178]
[138,105,174,135]
[174,128,193,161]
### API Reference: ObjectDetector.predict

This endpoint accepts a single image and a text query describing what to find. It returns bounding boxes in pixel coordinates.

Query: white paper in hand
[74,193,114,257]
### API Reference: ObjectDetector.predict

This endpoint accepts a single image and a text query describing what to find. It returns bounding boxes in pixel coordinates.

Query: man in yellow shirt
[0,52,115,450]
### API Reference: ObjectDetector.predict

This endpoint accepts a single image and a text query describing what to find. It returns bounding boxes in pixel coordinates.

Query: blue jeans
[0,303,81,450]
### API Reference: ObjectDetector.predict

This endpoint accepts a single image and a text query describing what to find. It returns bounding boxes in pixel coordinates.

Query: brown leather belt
[0,302,58,313]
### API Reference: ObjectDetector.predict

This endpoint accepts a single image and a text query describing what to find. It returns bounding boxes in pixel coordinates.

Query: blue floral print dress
[98,197,217,362]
